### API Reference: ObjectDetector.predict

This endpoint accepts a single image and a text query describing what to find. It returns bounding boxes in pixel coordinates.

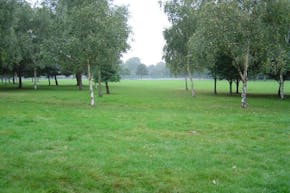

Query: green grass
[0,79,289,193]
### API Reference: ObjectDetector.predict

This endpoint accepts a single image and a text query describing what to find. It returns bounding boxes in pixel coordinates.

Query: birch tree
[162,0,199,96]
[262,0,290,99]
[189,1,265,108]
[64,0,129,106]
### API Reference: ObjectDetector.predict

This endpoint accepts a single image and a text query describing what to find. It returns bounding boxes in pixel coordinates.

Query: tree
[54,0,89,90]
[30,5,55,90]
[9,1,34,89]
[214,54,240,95]
[162,0,199,96]
[56,0,129,105]
[122,57,142,77]
[94,63,121,94]
[147,62,170,78]
[0,0,16,84]
[263,0,290,99]
[136,63,148,79]
[189,1,266,108]
[94,5,130,97]
[120,64,131,78]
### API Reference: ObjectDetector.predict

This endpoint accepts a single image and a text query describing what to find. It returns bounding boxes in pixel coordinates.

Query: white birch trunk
[88,62,95,107]
[279,73,284,100]
[240,47,249,108]
[241,79,247,108]
[187,63,195,97]
[34,68,37,90]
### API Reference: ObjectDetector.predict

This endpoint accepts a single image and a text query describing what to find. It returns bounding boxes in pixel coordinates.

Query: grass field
[0,79,289,193]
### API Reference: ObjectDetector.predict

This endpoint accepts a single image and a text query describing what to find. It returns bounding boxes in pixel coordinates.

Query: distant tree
[148,62,170,78]
[136,63,148,79]
[122,57,142,76]
[120,65,131,77]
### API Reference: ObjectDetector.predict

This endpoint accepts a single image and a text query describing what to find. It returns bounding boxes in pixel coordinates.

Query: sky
[113,0,171,65]
[27,0,171,66]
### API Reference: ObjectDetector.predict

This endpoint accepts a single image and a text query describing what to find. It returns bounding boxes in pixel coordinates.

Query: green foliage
[162,0,198,76]
[121,57,142,76]
[136,63,148,78]
[262,0,290,80]
[0,0,130,90]
[0,79,289,192]
[162,0,289,104]
[94,63,121,83]
[147,62,170,78]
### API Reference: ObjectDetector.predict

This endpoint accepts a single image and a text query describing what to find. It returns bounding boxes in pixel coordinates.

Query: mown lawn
[0,79,289,193]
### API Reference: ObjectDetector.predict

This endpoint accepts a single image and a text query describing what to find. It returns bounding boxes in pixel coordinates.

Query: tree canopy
[161,0,290,107]
[0,0,130,106]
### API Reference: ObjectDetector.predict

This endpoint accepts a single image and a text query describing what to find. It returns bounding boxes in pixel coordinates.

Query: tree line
[120,57,170,79]
[0,0,130,106]
[161,0,290,108]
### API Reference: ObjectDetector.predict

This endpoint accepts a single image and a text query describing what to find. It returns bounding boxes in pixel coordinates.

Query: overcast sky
[27,0,171,65]
[114,0,170,65]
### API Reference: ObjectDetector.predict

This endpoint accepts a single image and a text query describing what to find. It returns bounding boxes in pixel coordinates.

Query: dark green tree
[94,63,121,94]
[136,63,148,79]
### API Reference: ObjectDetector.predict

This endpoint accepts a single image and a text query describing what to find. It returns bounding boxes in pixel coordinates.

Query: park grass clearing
[0,79,289,193]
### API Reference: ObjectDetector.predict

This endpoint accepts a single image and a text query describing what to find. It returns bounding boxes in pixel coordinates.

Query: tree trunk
[18,69,22,89]
[4,76,7,84]
[236,79,239,94]
[187,63,195,97]
[88,62,95,107]
[76,72,82,90]
[185,77,188,91]
[34,68,37,90]
[12,73,15,85]
[214,77,217,95]
[98,67,103,97]
[54,75,58,86]
[241,79,247,108]
[105,81,110,94]
[239,48,249,108]
[229,80,233,96]
[48,75,51,86]
[279,73,284,100]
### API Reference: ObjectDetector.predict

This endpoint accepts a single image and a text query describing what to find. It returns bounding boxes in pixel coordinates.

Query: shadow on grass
[1,83,288,101]
[196,90,286,100]
[0,84,88,92]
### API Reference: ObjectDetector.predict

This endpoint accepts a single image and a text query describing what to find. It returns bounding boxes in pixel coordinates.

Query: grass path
[0,80,289,193]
